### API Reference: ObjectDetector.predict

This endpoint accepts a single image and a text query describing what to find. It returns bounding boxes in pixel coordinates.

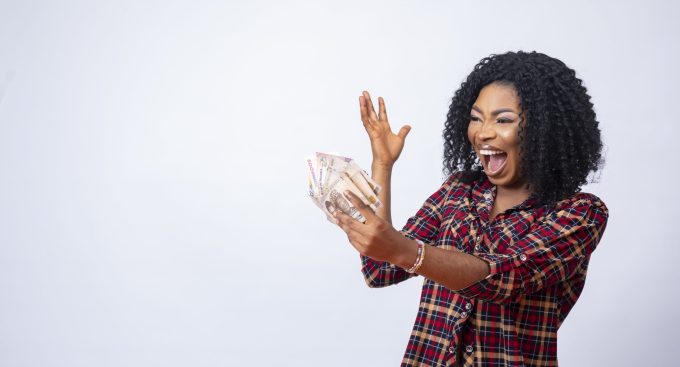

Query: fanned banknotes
[306,152,382,223]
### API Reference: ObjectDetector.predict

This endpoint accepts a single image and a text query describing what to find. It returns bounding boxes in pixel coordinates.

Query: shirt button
[460,311,468,318]
[448,346,456,353]
[466,345,474,353]
[520,254,527,261]
[474,245,480,251]
[465,303,472,310]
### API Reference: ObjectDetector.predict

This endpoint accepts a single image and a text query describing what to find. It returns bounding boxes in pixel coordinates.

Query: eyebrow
[471,105,518,115]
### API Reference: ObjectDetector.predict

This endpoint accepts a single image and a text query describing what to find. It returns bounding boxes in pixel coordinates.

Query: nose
[477,121,496,141]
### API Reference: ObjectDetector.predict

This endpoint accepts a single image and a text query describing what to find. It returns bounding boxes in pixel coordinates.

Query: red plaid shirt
[360,173,608,366]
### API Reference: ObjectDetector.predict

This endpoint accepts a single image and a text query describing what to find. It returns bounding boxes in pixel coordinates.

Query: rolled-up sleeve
[399,175,457,243]
[360,175,456,288]
[455,198,609,304]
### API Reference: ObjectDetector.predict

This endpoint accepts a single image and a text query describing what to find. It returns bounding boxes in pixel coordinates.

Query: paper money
[360,169,381,194]
[343,166,381,212]
[305,156,321,198]
[320,176,367,223]
[307,152,382,223]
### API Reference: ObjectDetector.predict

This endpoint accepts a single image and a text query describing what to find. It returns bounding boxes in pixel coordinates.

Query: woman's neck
[491,183,532,220]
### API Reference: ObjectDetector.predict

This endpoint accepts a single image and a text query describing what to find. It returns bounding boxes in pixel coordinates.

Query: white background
[1,0,678,366]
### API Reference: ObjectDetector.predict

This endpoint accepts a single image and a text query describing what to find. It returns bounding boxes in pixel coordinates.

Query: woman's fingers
[342,191,377,224]
[334,211,370,251]
[362,91,379,121]
[359,95,374,128]
[360,91,387,123]
[397,124,412,139]
[334,208,367,234]
[378,96,388,122]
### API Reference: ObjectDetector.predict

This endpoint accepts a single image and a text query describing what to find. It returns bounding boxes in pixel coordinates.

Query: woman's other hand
[359,91,411,169]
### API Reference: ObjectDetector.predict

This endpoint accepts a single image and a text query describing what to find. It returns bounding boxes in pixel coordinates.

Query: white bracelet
[406,240,426,273]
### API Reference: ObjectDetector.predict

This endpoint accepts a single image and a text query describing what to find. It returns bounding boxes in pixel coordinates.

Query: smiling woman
[467,82,528,218]
[332,51,609,366]
[444,52,603,207]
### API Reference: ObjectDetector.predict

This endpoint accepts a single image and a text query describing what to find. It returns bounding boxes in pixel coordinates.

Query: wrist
[371,160,394,172]
[393,237,420,270]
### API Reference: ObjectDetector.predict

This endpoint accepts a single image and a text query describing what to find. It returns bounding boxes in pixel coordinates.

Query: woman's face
[467,82,526,189]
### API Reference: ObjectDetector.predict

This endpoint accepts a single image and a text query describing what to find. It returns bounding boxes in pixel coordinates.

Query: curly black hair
[443,51,603,207]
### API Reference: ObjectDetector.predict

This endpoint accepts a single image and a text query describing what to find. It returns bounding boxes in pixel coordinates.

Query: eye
[470,116,481,123]
[496,118,513,124]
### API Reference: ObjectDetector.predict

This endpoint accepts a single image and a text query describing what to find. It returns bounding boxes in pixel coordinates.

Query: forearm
[391,237,490,291]
[371,162,393,225]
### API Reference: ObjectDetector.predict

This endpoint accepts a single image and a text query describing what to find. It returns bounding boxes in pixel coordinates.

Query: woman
[333,51,609,367]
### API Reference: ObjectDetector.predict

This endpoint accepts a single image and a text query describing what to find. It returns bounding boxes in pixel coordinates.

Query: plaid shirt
[360,173,609,366]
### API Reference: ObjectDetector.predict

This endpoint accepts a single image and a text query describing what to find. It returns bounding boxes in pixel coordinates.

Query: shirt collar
[471,174,538,219]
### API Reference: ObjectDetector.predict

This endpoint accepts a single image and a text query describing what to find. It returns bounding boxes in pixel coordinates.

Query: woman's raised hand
[360,91,411,169]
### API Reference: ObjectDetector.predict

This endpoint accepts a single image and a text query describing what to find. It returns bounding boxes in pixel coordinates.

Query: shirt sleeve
[360,175,456,288]
[454,196,609,304]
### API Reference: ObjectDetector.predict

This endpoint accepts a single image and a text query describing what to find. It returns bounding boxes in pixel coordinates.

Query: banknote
[316,152,351,195]
[305,156,321,198]
[320,176,367,223]
[307,152,381,223]
[315,152,382,196]
[360,169,381,194]
[342,166,381,211]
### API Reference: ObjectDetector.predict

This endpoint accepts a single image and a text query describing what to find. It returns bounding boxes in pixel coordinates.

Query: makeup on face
[467,83,525,189]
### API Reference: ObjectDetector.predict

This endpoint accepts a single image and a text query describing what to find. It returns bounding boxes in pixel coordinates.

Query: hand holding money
[333,190,412,265]
[306,152,382,224]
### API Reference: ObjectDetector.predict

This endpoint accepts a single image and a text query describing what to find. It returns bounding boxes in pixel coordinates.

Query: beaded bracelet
[406,240,426,273]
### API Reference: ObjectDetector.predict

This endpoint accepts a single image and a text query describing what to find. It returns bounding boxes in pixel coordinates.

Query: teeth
[479,149,505,155]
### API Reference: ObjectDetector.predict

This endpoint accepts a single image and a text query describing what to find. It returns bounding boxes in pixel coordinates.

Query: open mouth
[480,149,508,175]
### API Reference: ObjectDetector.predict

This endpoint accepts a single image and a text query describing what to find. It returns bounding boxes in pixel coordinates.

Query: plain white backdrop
[1,0,678,366]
